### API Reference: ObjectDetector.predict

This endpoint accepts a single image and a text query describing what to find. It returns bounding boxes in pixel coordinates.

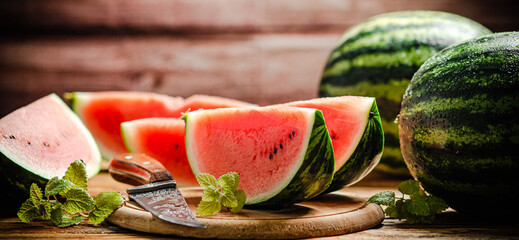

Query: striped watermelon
[319,11,491,176]
[399,32,519,216]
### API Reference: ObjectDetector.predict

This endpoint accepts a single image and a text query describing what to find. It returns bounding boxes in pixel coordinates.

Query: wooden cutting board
[107,187,384,239]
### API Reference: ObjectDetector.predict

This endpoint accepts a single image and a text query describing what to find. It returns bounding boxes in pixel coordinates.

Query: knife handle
[108,153,173,186]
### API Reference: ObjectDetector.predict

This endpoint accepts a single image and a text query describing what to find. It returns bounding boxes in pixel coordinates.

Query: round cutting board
[107,188,384,239]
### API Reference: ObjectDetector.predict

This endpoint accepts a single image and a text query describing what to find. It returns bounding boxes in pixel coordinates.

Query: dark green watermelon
[319,10,492,176]
[399,32,519,216]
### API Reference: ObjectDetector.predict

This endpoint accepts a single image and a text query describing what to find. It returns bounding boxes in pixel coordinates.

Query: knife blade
[108,153,205,228]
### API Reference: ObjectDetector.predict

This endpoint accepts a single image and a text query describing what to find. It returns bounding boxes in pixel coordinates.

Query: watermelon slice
[184,107,334,208]
[281,96,384,192]
[0,94,101,214]
[121,118,198,187]
[66,91,184,159]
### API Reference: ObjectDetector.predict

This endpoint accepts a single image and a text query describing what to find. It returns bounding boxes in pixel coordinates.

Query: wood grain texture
[1,172,518,239]
[0,34,337,116]
[107,189,384,239]
[1,0,517,32]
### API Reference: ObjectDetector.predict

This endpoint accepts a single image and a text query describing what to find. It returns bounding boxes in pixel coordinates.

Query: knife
[108,153,205,228]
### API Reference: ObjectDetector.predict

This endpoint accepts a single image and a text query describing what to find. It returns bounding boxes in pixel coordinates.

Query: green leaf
[45,177,75,196]
[196,173,218,188]
[38,200,53,220]
[427,195,448,214]
[63,160,88,190]
[196,200,221,216]
[220,191,238,208]
[385,199,405,220]
[217,172,240,194]
[29,183,43,205]
[50,203,64,226]
[56,215,84,228]
[397,180,421,196]
[406,195,430,216]
[17,199,40,222]
[231,190,246,214]
[368,191,395,206]
[62,188,95,214]
[201,185,221,202]
[88,192,125,225]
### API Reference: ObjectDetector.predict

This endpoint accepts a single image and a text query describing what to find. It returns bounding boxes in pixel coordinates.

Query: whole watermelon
[399,32,519,216]
[319,11,491,176]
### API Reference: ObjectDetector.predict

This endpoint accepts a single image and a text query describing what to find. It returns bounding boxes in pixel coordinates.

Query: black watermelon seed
[288,134,292,139]
[279,143,283,149]
[332,136,336,140]
[10,135,15,139]
[175,144,179,148]
[274,148,277,154]
[292,131,295,136]
[269,154,273,159]
[27,141,32,145]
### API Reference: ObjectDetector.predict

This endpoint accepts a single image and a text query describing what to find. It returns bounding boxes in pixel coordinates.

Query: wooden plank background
[0,0,517,116]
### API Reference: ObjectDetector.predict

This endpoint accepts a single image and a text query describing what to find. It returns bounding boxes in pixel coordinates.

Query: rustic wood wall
[0,0,517,116]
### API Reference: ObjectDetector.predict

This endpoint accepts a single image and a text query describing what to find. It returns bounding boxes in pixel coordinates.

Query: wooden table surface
[1,170,518,239]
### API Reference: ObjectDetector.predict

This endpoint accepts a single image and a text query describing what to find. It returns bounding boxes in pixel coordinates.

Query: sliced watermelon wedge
[184,107,334,208]
[121,118,198,187]
[282,96,384,192]
[0,94,101,214]
[66,91,184,159]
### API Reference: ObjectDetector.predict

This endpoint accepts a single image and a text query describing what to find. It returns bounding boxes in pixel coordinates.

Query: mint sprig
[368,180,448,224]
[17,160,125,227]
[195,172,246,216]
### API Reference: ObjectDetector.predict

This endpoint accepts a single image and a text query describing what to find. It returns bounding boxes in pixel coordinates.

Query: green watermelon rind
[399,32,519,214]
[247,110,335,208]
[324,100,384,193]
[318,10,492,176]
[184,108,334,209]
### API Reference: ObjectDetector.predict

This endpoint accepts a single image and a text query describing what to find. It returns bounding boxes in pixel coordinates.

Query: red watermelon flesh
[121,118,198,187]
[281,96,374,173]
[170,94,256,116]
[67,91,184,159]
[184,107,334,206]
[0,94,101,179]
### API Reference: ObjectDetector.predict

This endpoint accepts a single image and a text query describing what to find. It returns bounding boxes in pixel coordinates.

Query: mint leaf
[406,195,429,216]
[369,179,448,224]
[427,195,448,214]
[45,177,74,196]
[220,191,238,208]
[217,172,239,194]
[63,188,95,214]
[38,200,53,220]
[397,180,420,196]
[29,183,43,205]
[88,192,124,225]
[17,199,40,222]
[231,190,246,214]
[56,215,84,228]
[196,173,218,188]
[368,191,395,206]
[63,160,88,190]
[50,203,63,226]
[201,185,221,202]
[196,172,246,215]
[196,200,221,216]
